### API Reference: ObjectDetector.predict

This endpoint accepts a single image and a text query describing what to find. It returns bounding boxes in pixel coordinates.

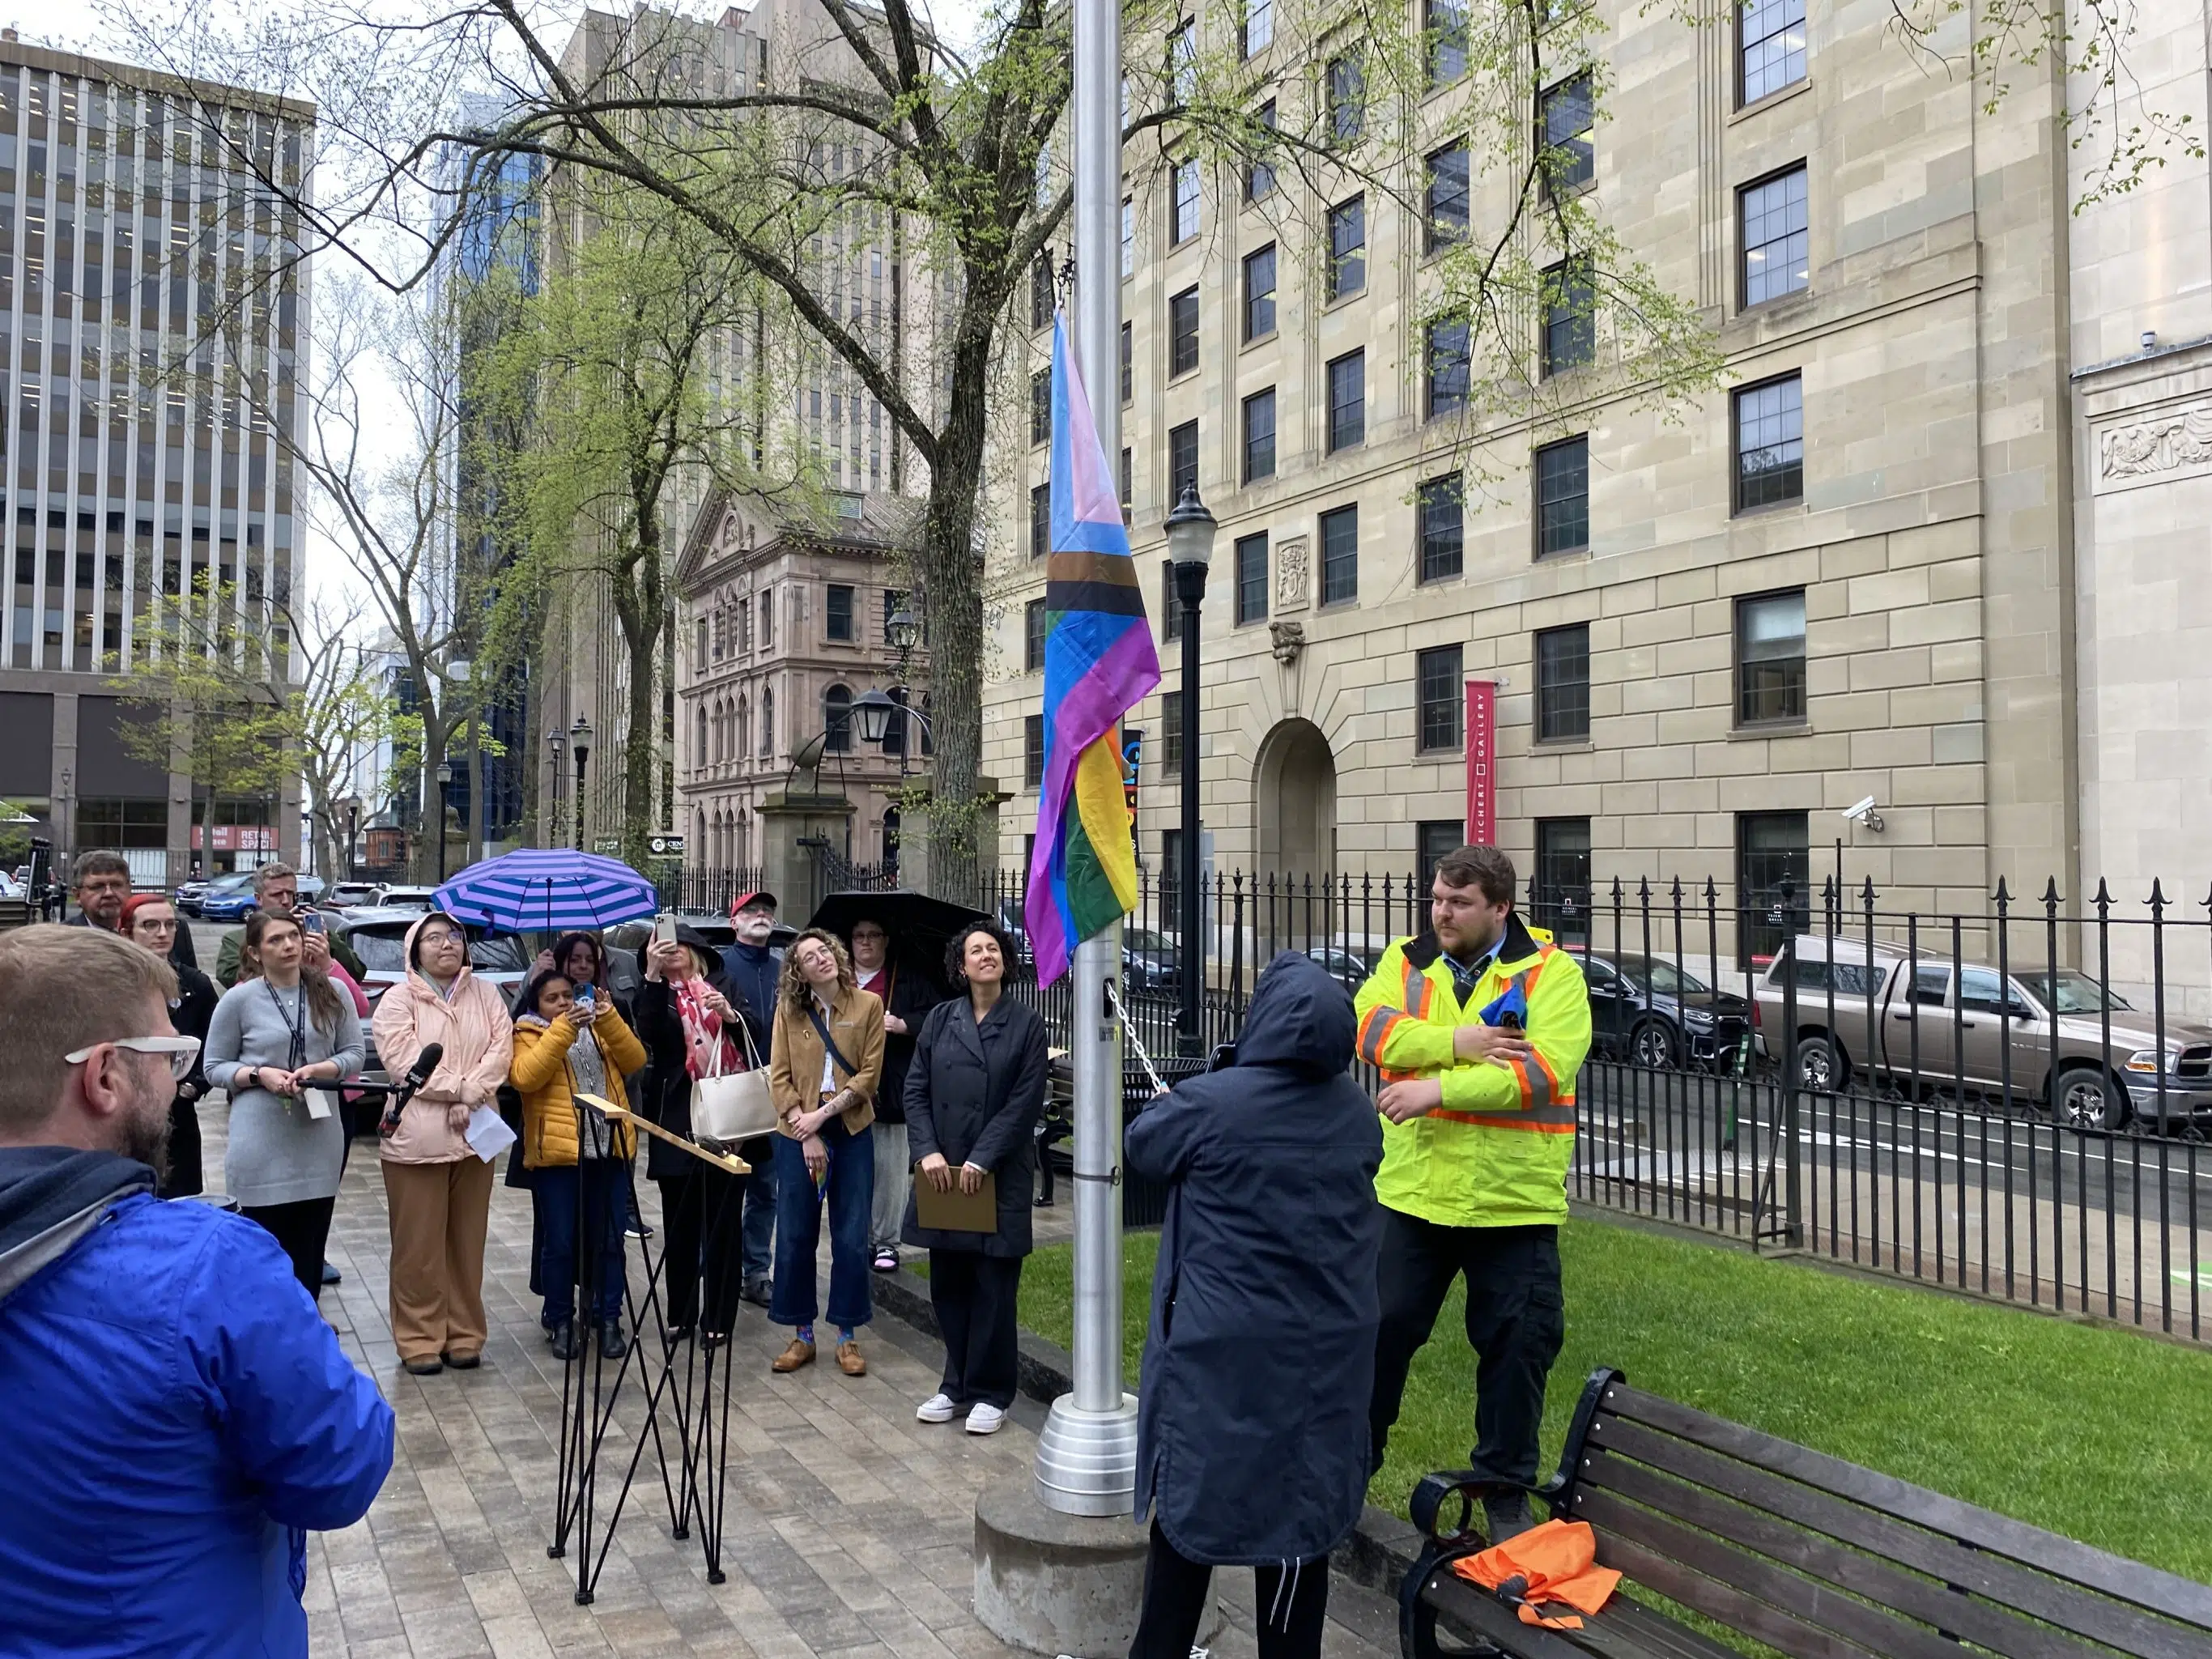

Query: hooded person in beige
[371,911,515,1374]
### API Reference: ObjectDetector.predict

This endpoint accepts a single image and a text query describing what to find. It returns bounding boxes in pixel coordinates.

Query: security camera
[1841,796,1886,833]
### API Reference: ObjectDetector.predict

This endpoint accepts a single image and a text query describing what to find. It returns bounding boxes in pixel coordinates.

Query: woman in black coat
[1122,951,1384,1659]
[632,924,772,1341]
[121,895,218,1197]
[901,920,1049,1436]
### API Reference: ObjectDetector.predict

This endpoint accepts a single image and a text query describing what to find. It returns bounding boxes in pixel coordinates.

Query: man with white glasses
[0,925,393,1657]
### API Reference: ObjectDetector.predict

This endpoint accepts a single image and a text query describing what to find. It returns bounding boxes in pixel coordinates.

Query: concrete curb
[870,1264,1427,1599]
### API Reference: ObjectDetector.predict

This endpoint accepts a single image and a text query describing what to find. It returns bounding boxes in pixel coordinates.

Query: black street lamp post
[435,760,453,882]
[1164,483,1218,1058]
[570,715,593,853]
[547,729,567,849]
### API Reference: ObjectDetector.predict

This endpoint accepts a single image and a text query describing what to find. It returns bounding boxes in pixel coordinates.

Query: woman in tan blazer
[766,927,886,1376]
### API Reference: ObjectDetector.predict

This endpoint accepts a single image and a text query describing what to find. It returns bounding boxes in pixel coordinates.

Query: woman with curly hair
[765,927,884,1376]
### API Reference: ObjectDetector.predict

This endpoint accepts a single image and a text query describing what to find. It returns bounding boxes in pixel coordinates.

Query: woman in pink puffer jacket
[371,911,515,1375]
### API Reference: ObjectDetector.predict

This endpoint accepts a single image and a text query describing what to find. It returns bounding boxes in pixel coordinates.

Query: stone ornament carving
[1269,619,1306,665]
[2100,402,2212,481]
[1274,535,1310,614]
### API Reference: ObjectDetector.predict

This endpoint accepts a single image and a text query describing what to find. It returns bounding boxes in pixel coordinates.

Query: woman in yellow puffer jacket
[511,965,649,1360]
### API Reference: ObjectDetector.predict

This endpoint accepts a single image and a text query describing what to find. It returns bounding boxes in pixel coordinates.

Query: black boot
[598,1320,629,1360]
[547,1321,578,1361]
[1483,1492,1534,1544]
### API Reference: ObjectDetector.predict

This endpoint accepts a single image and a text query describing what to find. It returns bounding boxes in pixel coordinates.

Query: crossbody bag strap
[806,1002,859,1080]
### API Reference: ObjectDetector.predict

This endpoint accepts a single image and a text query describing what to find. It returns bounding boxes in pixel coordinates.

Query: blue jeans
[739,1137,779,1283]
[770,1120,874,1330]
[535,1161,629,1326]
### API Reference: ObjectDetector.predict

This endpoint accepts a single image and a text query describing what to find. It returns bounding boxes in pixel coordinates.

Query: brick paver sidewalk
[201,1104,1395,1658]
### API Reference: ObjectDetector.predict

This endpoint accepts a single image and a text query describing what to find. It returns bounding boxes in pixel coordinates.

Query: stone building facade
[674,487,925,873]
[981,0,2087,939]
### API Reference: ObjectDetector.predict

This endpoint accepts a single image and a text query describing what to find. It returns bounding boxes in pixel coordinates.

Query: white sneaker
[917,1393,959,1423]
[965,1402,1006,1436]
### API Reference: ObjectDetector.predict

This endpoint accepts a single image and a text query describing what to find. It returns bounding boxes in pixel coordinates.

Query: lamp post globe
[851,686,900,747]
[886,606,921,656]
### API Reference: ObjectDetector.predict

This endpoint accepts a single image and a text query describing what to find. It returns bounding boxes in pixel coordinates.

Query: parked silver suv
[1755,936,2212,1131]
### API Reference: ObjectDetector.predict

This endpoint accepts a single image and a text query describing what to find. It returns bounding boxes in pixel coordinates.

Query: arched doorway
[1253,718,1338,878]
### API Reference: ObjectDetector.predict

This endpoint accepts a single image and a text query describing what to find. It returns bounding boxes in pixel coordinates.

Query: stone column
[754,789,856,921]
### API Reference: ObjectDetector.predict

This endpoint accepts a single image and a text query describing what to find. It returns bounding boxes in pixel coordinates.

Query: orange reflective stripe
[1359,1006,1410,1067]
[1402,959,1432,1019]
[1431,1109,1578,1134]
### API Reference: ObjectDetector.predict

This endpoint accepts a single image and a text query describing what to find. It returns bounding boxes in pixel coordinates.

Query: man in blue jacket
[0,925,394,1658]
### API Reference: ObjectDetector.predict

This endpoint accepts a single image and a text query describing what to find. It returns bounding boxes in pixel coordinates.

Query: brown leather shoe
[836,1339,866,1376]
[772,1338,815,1373]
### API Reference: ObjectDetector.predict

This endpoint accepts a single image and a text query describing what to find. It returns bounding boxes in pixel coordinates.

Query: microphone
[380,1042,445,1137]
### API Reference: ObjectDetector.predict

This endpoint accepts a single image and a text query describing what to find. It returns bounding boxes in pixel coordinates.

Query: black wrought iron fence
[924,862,2211,1344]
[657,867,766,914]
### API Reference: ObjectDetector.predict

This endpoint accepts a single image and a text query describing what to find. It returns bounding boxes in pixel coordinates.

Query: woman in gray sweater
[205,909,365,1297]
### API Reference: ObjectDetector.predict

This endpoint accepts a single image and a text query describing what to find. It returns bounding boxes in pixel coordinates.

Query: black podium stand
[546,1094,752,1603]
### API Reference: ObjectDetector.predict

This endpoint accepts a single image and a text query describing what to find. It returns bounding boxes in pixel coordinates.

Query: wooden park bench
[1401,1367,2212,1659]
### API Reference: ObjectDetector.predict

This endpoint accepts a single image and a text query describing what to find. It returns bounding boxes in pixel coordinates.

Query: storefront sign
[1463,679,1495,847]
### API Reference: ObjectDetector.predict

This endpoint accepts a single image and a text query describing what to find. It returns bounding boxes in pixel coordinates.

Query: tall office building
[0,32,314,884]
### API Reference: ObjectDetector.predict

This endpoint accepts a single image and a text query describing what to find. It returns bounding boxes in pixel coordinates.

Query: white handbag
[690,1017,777,1145]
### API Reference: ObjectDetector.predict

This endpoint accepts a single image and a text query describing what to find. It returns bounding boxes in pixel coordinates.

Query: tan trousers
[384,1155,495,1363]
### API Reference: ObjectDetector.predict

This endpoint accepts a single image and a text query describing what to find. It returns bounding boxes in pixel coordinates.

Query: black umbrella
[808,888,988,997]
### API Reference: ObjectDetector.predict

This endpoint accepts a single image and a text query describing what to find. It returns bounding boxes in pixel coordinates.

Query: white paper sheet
[466,1104,517,1163]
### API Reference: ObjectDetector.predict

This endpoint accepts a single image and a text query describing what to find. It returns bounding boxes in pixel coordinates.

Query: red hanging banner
[1464,679,1496,846]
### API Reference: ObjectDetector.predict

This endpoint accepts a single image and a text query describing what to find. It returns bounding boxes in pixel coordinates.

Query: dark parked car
[1304,945,1380,989]
[1572,948,1759,1071]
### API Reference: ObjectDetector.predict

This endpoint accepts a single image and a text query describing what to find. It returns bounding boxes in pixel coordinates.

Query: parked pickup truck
[1755,936,2212,1132]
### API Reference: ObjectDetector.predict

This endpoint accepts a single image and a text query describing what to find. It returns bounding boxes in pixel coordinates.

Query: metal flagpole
[1033,0,1138,1516]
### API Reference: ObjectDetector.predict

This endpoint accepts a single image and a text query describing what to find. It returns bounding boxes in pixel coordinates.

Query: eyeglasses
[134,917,179,932]
[419,929,464,947]
[65,1034,203,1082]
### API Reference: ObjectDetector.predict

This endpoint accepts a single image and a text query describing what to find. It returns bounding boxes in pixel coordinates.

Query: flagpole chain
[1104,978,1170,1095]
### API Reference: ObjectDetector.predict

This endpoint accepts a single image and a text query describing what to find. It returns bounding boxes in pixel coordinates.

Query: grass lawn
[1015,1216,2212,1586]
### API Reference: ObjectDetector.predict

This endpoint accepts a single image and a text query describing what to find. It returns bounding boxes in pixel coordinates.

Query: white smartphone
[653,912,678,949]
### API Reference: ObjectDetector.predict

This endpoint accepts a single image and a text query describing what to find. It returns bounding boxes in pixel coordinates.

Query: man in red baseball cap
[720,890,782,1304]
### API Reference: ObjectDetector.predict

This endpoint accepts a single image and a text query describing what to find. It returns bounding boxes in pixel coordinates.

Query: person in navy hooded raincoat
[1124,950,1385,1659]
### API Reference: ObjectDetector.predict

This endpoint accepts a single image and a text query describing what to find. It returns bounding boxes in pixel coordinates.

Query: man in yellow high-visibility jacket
[1354,845,1591,1541]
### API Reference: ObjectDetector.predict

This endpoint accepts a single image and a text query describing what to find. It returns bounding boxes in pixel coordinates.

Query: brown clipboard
[914,1170,998,1232]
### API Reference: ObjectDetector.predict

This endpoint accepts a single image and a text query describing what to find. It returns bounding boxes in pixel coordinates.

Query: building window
[1171,155,1202,244]
[1740,165,1809,306]
[1170,287,1200,376]
[1168,19,1197,104]
[1425,318,1470,419]
[1121,319,1134,402]
[1235,531,1269,624]
[1534,819,1593,924]
[1542,260,1594,376]
[1321,504,1359,604]
[1031,482,1052,559]
[692,616,707,672]
[1534,436,1590,556]
[1418,474,1464,582]
[1418,644,1464,752]
[1539,73,1594,194]
[738,597,752,653]
[1169,420,1199,503]
[1327,195,1366,300]
[1426,0,1470,86]
[1161,690,1184,772]
[1031,256,1054,328]
[761,587,775,648]
[1025,597,1047,672]
[760,687,774,756]
[1735,589,1806,724]
[882,588,906,644]
[1535,623,1590,742]
[1161,560,1183,641]
[694,704,708,769]
[1425,143,1470,251]
[1121,195,1135,277]
[1243,388,1276,483]
[1734,372,1803,510]
[1243,245,1277,340]
[1121,447,1134,510]
[826,584,854,642]
[1418,819,1467,893]
[1327,350,1365,451]
[1740,0,1806,104]
[1737,810,1810,964]
[1242,0,1273,56]
[1024,713,1045,789]
[823,683,853,753]
[1031,368,1052,445]
[1327,50,1364,144]
[1246,100,1278,199]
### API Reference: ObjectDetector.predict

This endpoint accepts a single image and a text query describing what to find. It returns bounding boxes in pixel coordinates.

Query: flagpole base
[1033,1391,1139,1516]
